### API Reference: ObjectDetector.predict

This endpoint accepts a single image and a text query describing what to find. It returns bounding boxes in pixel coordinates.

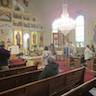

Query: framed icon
[14,30,22,48]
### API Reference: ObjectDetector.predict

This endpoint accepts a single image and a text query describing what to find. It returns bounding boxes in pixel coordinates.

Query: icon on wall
[14,30,22,48]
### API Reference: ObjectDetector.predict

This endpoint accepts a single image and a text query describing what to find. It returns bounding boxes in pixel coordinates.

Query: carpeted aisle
[84,68,94,82]
[56,60,94,82]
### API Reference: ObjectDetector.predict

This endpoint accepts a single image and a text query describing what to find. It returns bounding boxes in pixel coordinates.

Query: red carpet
[56,60,94,82]
[56,60,70,73]
[84,69,94,82]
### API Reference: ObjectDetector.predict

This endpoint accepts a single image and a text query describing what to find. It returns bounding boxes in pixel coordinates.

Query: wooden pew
[0,65,37,78]
[0,67,85,96]
[49,67,85,96]
[9,63,26,68]
[0,69,42,92]
[9,59,26,68]
[63,78,96,96]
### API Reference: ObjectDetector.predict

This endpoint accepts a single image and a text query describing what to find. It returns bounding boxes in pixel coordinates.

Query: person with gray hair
[0,41,10,70]
[39,56,59,79]
[42,46,52,66]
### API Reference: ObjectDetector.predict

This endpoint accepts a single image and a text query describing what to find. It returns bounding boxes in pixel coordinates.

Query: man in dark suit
[39,56,59,79]
[0,41,10,70]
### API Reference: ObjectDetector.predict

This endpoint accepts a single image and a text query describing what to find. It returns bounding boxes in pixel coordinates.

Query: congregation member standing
[91,44,95,53]
[50,43,56,59]
[0,41,10,70]
[64,42,71,67]
[84,45,94,69]
[42,46,51,67]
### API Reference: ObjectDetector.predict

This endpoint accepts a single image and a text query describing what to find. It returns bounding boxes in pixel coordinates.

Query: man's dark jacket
[0,47,10,66]
[39,62,58,79]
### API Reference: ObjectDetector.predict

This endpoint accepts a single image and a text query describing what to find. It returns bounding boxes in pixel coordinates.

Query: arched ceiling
[30,0,96,31]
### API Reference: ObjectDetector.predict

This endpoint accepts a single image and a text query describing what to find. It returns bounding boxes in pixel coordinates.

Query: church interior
[0,0,96,96]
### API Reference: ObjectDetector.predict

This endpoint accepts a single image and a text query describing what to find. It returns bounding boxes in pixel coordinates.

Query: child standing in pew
[39,56,59,79]
[80,54,86,66]
[84,45,94,69]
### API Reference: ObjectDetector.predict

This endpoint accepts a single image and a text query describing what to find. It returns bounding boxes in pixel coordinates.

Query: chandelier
[52,4,75,36]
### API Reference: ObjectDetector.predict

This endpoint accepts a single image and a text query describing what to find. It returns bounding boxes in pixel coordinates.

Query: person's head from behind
[91,44,94,48]
[50,43,54,47]
[0,41,5,48]
[44,46,48,50]
[86,45,90,48]
[48,56,55,64]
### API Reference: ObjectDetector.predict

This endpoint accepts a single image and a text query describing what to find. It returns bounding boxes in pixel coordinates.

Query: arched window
[75,15,84,47]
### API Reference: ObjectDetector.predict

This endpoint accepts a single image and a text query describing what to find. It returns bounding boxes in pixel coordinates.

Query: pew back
[9,63,26,68]
[0,69,42,92]
[0,65,37,78]
[63,78,96,96]
[0,67,85,96]
[50,67,85,96]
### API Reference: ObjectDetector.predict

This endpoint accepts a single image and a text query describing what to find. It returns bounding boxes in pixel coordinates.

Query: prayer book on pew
[89,87,96,96]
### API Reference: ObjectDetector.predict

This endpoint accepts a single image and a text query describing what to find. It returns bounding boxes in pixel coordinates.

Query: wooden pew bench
[0,65,37,78]
[0,67,85,96]
[62,78,96,96]
[0,69,42,92]
[49,67,85,96]
[9,63,26,68]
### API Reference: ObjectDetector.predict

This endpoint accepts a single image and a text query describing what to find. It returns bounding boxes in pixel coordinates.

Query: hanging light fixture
[52,4,75,36]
